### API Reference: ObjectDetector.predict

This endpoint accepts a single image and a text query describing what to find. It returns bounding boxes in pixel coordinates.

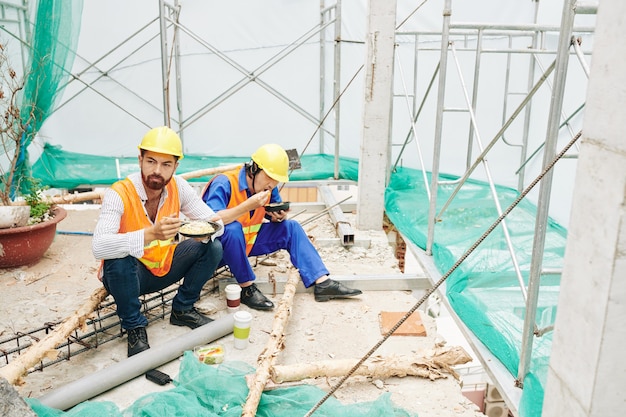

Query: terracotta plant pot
[0,206,67,268]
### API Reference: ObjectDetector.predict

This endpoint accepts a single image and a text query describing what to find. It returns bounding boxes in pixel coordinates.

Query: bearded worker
[92,126,223,357]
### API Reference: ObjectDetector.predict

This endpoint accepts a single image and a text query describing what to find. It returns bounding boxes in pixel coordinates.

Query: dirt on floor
[0,205,486,417]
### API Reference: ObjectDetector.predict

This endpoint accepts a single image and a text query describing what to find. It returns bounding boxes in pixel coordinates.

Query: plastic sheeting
[26,352,416,417]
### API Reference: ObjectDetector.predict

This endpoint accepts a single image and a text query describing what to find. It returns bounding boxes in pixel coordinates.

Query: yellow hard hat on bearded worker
[251,144,290,183]
[138,126,184,159]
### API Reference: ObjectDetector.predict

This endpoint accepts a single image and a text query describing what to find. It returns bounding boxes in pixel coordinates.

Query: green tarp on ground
[27,352,416,417]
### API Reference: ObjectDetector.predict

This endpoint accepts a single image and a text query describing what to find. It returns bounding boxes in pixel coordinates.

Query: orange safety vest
[204,166,270,255]
[112,177,180,277]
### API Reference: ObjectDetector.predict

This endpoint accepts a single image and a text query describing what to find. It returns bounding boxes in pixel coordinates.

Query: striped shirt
[92,172,222,260]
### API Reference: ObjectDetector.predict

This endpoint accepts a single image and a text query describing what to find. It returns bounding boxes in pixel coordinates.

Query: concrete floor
[1,206,488,416]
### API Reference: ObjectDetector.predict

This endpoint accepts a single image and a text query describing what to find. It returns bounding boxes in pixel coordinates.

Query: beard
[142,173,171,190]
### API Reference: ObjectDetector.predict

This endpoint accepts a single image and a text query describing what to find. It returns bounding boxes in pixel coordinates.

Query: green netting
[9,0,82,195]
[32,143,360,188]
[385,166,567,417]
[32,145,563,416]
[26,352,417,417]
[31,144,564,416]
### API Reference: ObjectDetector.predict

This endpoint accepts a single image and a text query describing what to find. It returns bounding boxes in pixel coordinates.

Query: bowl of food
[264,201,290,212]
[179,220,222,239]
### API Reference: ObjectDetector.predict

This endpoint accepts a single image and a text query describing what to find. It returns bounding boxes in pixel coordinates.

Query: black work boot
[170,307,213,329]
[127,327,150,357]
[314,279,363,302]
[240,283,274,311]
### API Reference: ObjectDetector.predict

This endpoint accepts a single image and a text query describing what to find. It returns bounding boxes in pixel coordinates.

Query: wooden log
[49,191,104,205]
[7,192,105,205]
[270,345,473,384]
[0,287,109,385]
[241,269,300,417]
[179,163,241,180]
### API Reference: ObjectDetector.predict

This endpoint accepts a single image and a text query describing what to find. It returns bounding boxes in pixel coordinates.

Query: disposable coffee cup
[233,310,252,350]
[225,284,242,311]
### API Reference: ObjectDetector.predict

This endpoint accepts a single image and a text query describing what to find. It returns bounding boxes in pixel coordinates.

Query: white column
[543,1,626,416]
[356,0,397,231]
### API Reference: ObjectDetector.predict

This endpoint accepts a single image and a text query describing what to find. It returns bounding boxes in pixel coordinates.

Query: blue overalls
[202,166,329,287]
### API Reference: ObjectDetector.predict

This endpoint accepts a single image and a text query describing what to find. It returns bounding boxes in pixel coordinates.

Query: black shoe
[314,279,363,302]
[241,283,274,311]
[127,327,150,357]
[170,307,214,329]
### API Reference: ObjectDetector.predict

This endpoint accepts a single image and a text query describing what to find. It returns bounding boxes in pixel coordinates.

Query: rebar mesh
[0,273,225,373]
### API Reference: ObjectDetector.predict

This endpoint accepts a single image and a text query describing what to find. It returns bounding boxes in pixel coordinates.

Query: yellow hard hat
[251,144,289,183]
[138,126,184,159]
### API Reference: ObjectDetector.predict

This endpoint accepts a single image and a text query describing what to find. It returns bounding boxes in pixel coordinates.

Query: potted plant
[0,41,66,267]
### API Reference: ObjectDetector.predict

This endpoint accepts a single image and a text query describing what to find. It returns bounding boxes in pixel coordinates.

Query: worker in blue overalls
[201,144,362,310]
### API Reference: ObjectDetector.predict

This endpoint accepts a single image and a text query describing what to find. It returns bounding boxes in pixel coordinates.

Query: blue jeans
[102,239,223,330]
[217,219,329,288]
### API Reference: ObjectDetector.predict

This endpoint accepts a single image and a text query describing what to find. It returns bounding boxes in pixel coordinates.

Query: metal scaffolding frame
[156,0,340,146]
[0,1,599,414]
[0,0,341,151]
[0,0,29,69]
[391,0,596,414]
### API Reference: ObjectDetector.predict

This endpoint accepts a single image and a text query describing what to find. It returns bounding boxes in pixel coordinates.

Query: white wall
[544,2,626,415]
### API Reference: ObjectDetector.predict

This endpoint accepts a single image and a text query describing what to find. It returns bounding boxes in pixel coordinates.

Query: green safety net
[385,167,567,417]
[26,352,416,417]
[8,0,83,196]
[30,144,563,417]
[32,143,360,189]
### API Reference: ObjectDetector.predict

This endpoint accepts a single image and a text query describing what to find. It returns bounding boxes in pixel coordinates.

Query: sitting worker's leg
[102,257,150,357]
[144,239,223,329]
[253,219,362,301]
[220,221,274,311]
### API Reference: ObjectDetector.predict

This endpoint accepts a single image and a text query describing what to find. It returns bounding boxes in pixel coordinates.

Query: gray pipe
[38,314,235,411]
